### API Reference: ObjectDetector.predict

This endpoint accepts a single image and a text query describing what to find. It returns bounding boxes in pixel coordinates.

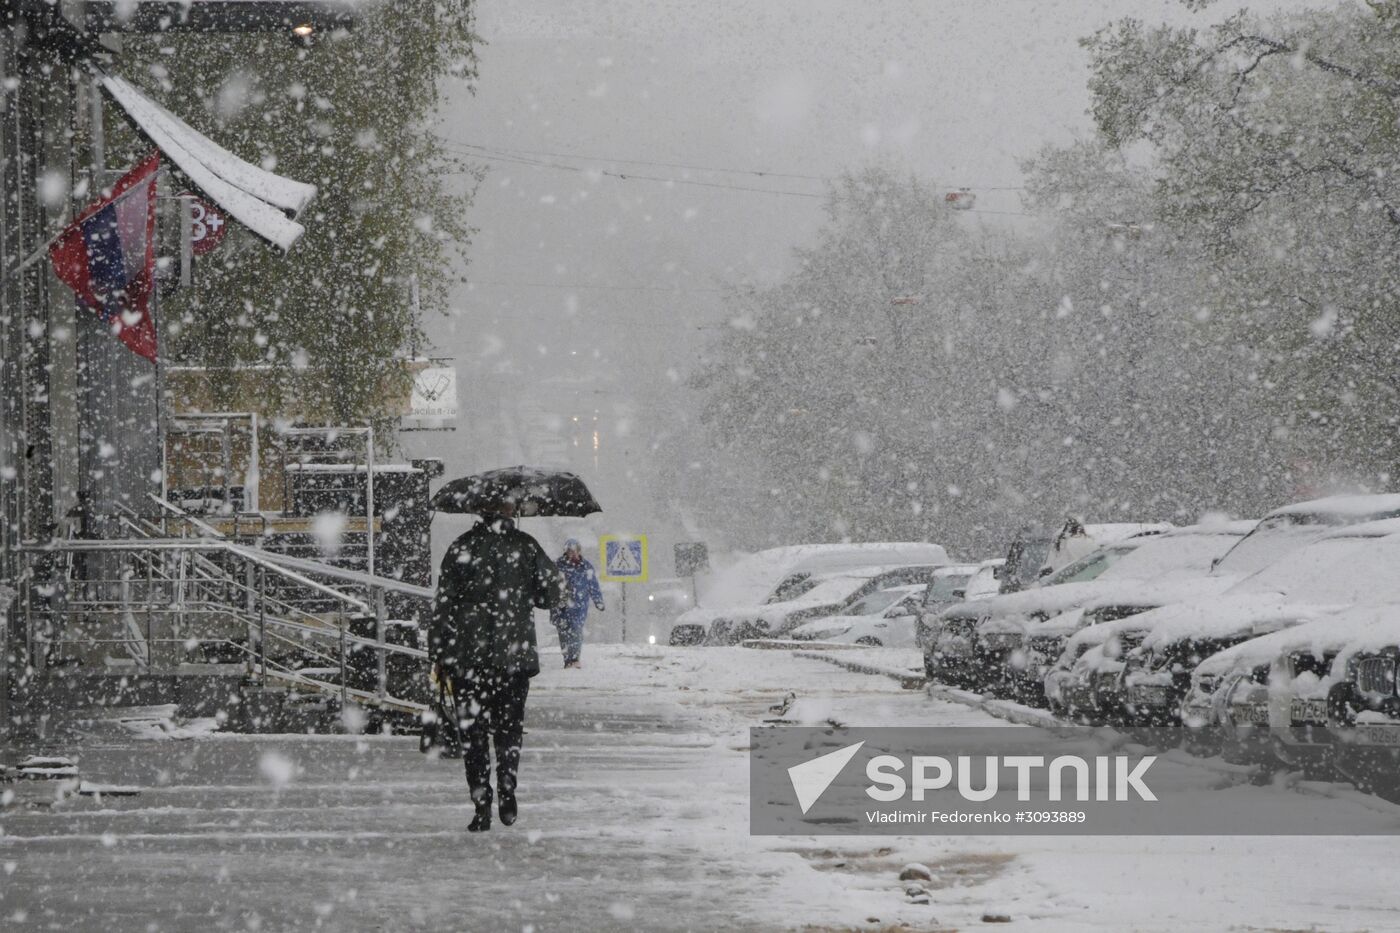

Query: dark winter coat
[551,556,604,628]
[429,519,565,679]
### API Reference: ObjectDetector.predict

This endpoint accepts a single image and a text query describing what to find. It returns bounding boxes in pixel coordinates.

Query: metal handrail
[22,539,373,613]
[16,536,432,712]
[147,493,229,540]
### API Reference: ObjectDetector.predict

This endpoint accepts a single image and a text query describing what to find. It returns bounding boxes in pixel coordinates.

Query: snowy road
[5,646,1400,931]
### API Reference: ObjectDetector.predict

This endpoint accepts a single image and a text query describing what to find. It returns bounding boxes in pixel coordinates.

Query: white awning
[100,71,316,252]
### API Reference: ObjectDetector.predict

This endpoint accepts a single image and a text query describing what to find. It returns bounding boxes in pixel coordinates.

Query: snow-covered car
[788,585,926,647]
[667,542,950,645]
[1218,609,1390,776]
[1043,615,1149,723]
[967,521,1254,698]
[963,558,1006,600]
[1326,607,1400,801]
[926,535,1167,688]
[1122,517,1400,729]
[1000,519,1172,593]
[913,563,980,649]
[704,564,941,644]
[1206,493,1400,577]
[915,559,1005,650]
[1179,629,1303,765]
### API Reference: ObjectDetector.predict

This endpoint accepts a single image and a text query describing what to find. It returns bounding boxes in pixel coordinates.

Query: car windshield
[765,574,816,604]
[1005,535,1053,587]
[1041,546,1135,586]
[1097,533,1241,581]
[923,572,972,605]
[845,588,915,616]
[1215,509,1400,576]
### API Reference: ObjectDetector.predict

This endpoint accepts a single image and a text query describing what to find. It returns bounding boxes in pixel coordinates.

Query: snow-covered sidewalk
[3,645,1399,931]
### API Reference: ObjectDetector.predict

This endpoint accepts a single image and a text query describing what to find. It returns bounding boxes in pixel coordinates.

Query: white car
[708,564,939,644]
[667,542,950,645]
[788,585,926,647]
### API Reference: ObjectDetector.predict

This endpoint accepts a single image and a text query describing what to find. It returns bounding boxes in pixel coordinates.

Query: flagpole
[0,213,71,286]
[1,179,151,287]
[153,184,168,508]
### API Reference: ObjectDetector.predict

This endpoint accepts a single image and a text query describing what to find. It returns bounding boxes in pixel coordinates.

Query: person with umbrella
[429,468,600,832]
[551,538,604,669]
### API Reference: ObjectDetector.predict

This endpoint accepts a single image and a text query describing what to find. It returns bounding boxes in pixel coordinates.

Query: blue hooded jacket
[553,540,603,626]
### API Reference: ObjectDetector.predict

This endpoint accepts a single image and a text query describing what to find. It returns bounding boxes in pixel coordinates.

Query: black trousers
[448,670,531,806]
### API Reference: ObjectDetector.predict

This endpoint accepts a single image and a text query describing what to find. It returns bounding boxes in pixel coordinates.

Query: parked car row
[918,493,1400,802]
[667,543,950,646]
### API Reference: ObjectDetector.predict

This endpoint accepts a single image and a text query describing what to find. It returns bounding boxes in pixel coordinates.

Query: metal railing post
[338,605,348,714]
[145,554,156,670]
[257,564,267,682]
[365,425,375,579]
[375,587,387,702]
[174,549,187,662]
[22,552,35,675]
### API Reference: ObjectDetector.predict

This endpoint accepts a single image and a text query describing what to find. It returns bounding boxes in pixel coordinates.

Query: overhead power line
[446,138,829,182]
[436,135,1030,211]
[468,279,727,294]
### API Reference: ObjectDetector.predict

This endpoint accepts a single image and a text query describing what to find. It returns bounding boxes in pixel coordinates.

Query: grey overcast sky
[409,0,1329,565]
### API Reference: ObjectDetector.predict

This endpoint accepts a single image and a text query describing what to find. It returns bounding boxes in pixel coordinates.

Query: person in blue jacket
[552,538,604,668]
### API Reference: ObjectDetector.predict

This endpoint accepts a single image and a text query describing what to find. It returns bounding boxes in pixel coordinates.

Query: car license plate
[1236,704,1269,725]
[1133,685,1169,706]
[1355,722,1400,746]
[1290,698,1328,725]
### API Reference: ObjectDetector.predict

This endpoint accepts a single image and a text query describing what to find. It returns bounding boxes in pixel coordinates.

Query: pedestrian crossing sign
[600,535,649,583]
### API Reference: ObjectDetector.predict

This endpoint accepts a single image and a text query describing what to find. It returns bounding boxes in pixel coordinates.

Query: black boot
[468,788,492,832]
[499,792,517,826]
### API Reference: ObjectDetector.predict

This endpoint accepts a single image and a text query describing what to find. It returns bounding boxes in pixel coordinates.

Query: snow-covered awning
[99,71,316,252]
[68,1,370,35]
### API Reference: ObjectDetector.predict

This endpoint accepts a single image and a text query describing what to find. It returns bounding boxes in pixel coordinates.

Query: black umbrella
[431,466,602,517]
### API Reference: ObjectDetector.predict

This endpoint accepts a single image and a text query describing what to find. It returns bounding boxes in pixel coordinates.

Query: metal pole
[257,565,267,681]
[247,413,260,513]
[145,555,156,670]
[220,418,231,510]
[374,587,386,702]
[0,586,10,743]
[364,424,375,579]
[89,76,106,190]
[174,549,187,662]
[179,195,193,288]
[338,606,348,714]
[621,583,627,644]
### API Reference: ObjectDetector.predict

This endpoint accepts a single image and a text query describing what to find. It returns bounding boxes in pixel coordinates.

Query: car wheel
[854,636,882,647]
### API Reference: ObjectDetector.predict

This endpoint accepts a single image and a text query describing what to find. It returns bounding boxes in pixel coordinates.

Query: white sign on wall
[410,367,458,420]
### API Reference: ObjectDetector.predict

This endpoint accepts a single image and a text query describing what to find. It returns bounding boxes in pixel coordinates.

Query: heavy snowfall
[9,0,1400,931]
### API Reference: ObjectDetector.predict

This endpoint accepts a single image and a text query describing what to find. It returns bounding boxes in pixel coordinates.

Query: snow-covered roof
[1267,493,1400,520]
[785,543,951,573]
[1318,516,1400,539]
[101,72,314,251]
[687,542,948,614]
[1092,524,1250,583]
[72,1,372,34]
[1075,522,1172,541]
